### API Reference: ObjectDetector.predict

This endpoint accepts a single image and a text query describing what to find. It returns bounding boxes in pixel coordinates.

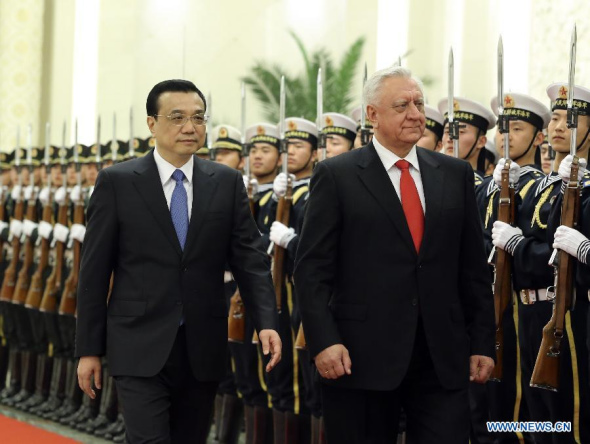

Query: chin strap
[512,129,539,164]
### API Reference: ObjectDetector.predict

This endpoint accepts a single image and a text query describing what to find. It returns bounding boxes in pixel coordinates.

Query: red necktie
[395,159,424,253]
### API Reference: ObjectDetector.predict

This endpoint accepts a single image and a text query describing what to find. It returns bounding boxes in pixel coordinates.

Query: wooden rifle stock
[12,199,37,305]
[40,202,68,313]
[25,200,53,309]
[0,198,24,302]
[272,181,293,312]
[531,164,579,391]
[59,202,84,316]
[228,290,245,343]
[489,165,515,382]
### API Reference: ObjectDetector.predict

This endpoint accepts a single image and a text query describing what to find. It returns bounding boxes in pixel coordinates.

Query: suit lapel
[182,157,218,256]
[133,151,183,256]
[357,143,416,255]
[416,148,444,259]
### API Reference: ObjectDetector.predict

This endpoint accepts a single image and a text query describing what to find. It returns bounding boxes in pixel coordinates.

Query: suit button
[176,301,182,306]
[183,267,188,273]
[411,298,418,306]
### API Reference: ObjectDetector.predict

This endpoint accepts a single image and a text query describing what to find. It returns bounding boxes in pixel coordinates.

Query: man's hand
[315,344,352,380]
[558,154,587,184]
[553,225,590,262]
[258,329,282,372]
[492,221,524,255]
[77,356,102,399]
[269,221,297,249]
[469,355,494,384]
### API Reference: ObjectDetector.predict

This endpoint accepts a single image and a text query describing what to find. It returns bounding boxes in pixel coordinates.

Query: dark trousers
[321,319,470,444]
[114,325,218,444]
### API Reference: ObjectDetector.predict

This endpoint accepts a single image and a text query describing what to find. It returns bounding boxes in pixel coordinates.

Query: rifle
[531,26,579,391]
[228,83,250,343]
[59,120,83,317]
[0,129,24,303]
[128,108,135,160]
[488,37,515,382]
[272,76,291,314]
[40,122,68,313]
[25,123,53,310]
[448,48,460,158]
[12,125,37,306]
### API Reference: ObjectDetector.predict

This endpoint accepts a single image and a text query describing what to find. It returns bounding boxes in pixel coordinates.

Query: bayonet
[95,115,102,170]
[26,124,33,174]
[111,112,119,164]
[45,122,52,191]
[567,24,578,158]
[75,119,82,189]
[279,76,287,175]
[317,68,326,161]
[498,35,510,162]
[207,92,214,160]
[129,107,135,159]
[16,126,22,190]
[60,121,67,174]
[361,62,371,146]
[241,82,250,178]
[448,48,459,158]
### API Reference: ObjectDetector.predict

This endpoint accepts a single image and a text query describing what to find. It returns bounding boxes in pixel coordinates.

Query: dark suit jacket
[75,151,277,381]
[294,143,495,391]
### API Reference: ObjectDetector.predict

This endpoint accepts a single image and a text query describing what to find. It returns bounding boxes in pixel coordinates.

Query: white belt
[519,289,549,305]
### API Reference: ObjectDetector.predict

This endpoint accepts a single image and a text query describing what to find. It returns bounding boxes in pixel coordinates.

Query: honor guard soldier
[350,106,373,149]
[196,145,210,160]
[417,105,444,152]
[484,93,548,443]
[209,124,246,444]
[321,113,357,158]
[438,97,496,187]
[540,130,552,175]
[541,83,590,443]
[212,125,244,171]
[268,117,318,443]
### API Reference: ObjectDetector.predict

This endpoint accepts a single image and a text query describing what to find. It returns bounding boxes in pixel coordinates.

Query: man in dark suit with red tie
[294,67,496,443]
[75,79,281,443]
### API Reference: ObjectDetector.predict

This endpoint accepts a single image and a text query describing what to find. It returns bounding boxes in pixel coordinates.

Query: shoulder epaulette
[259,190,274,207]
[293,186,309,205]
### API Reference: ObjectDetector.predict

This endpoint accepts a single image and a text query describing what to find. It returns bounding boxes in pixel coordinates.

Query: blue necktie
[170,169,188,250]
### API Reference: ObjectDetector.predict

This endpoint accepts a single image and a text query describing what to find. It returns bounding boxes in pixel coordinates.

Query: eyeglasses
[154,113,209,127]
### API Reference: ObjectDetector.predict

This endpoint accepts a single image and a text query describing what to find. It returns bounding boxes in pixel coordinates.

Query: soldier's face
[147,92,206,158]
[442,123,484,160]
[214,149,243,170]
[51,165,63,187]
[249,143,279,178]
[417,128,442,151]
[83,164,96,185]
[326,135,353,158]
[494,120,542,161]
[540,142,552,174]
[548,109,590,154]
[286,139,316,174]
[67,164,78,186]
[367,77,425,149]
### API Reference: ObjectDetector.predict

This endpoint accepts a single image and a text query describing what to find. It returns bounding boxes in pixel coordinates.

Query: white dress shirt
[153,146,194,221]
[372,136,426,214]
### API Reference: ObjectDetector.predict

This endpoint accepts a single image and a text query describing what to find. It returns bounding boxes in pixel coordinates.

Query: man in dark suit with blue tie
[75,79,281,443]
[294,67,496,443]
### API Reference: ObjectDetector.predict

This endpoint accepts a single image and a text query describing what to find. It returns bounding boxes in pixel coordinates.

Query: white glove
[553,225,590,264]
[22,219,38,237]
[23,185,35,201]
[242,175,259,195]
[273,173,295,199]
[53,223,69,243]
[69,223,86,243]
[11,185,22,201]
[37,221,53,240]
[55,186,68,205]
[492,221,524,255]
[0,220,8,233]
[9,219,23,238]
[493,159,520,188]
[39,187,51,206]
[69,185,81,203]
[269,221,297,249]
[558,154,587,184]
